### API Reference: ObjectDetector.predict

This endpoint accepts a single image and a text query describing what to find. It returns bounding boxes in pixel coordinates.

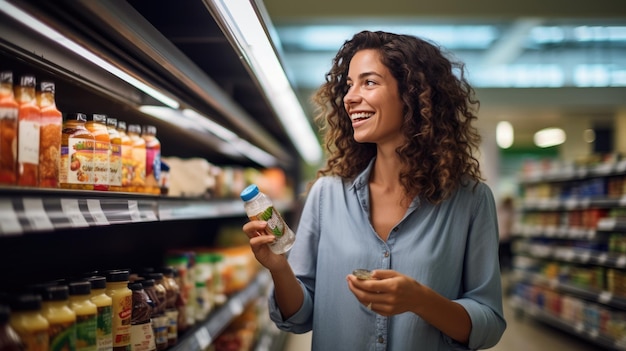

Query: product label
[130,322,156,351]
[17,119,40,164]
[112,294,132,349]
[61,138,94,184]
[255,206,286,237]
[165,309,178,343]
[109,143,122,187]
[93,140,110,187]
[131,147,146,186]
[96,304,113,351]
[16,328,48,351]
[145,148,160,182]
[49,320,77,351]
[0,106,17,120]
[151,315,168,348]
[76,313,97,351]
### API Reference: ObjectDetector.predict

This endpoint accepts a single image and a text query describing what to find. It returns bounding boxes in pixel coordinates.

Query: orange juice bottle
[106,117,123,192]
[14,75,41,187]
[116,121,133,192]
[127,124,145,193]
[85,114,110,191]
[60,113,94,190]
[37,81,62,188]
[142,125,160,195]
[0,71,18,185]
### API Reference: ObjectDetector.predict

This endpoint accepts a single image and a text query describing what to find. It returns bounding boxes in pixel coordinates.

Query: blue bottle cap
[240,184,259,201]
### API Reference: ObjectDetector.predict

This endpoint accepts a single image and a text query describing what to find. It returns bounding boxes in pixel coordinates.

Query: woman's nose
[343,87,360,104]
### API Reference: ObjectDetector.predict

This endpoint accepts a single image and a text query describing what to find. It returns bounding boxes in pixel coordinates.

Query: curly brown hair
[312,30,483,205]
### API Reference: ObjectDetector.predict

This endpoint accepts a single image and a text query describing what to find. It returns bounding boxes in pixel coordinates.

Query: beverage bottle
[104,271,131,351]
[85,276,112,351]
[128,283,155,351]
[141,275,166,351]
[0,305,25,351]
[40,285,77,351]
[68,281,97,351]
[240,184,295,254]
[85,114,110,191]
[126,124,145,193]
[141,125,160,195]
[14,75,40,187]
[37,81,62,188]
[60,113,95,190]
[8,294,49,351]
[115,121,132,192]
[105,118,122,192]
[0,71,18,185]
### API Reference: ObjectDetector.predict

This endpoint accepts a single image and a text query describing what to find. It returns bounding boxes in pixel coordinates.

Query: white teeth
[350,112,373,121]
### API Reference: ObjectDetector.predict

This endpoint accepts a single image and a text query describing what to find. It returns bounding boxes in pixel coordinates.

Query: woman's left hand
[346,269,423,316]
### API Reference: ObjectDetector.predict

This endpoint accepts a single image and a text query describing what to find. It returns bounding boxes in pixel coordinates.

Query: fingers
[243,220,268,238]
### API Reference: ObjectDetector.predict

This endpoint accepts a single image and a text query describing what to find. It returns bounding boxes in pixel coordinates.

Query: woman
[243,30,506,350]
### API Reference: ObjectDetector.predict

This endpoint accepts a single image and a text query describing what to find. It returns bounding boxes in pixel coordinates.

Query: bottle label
[112,294,131,348]
[16,328,49,351]
[165,309,178,343]
[49,320,77,351]
[151,315,168,347]
[109,143,122,187]
[61,138,94,184]
[76,313,97,351]
[17,119,40,164]
[255,206,285,237]
[93,140,110,187]
[96,304,113,351]
[130,321,156,351]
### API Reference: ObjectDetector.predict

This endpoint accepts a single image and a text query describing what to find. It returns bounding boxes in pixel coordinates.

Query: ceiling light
[496,121,514,149]
[534,128,566,148]
[207,0,322,165]
[0,0,180,109]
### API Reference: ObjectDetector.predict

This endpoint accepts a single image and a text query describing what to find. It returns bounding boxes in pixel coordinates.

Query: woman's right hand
[243,220,288,271]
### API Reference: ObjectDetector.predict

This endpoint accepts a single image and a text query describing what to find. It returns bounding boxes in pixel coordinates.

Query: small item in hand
[353,269,373,280]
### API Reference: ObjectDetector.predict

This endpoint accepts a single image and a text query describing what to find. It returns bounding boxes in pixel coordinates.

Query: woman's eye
[365,80,376,86]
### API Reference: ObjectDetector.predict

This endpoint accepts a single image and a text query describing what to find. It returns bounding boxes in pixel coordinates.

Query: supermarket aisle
[281,275,601,351]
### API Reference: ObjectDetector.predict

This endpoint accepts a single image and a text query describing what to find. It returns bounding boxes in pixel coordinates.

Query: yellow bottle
[86,276,112,351]
[68,281,97,351]
[40,285,77,351]
[8,293,49,351]
[105,271,131,351]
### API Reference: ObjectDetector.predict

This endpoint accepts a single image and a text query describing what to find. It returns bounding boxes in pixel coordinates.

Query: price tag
[194,327,211,349]
[229,298,244,316]
[617,255,626,268]
[127,200,142,222]
[22,198,53,231]
[597,253,608,265]
[60,199,88,227]
[87,199,109,225]
[578,251,591,263]
[575,322,584,333]
[598,291,613,304]
[0,199,22,235]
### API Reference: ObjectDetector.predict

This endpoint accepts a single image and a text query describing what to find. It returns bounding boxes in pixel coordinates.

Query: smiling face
[343,49,405,147]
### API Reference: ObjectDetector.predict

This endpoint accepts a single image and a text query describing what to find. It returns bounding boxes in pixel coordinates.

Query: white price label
[0,199,22,235]
[128,200,141,222]
[229,299,244,316]
[22,198,53,231]
[597,253,608,265]
[598,291,613,304]
[87,199,109,225]
[194,327,211,349]
[618,256,626,268]
[60,199,88,227]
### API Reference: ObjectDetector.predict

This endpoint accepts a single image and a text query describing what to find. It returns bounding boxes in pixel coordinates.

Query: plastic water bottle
[240,184,295,254]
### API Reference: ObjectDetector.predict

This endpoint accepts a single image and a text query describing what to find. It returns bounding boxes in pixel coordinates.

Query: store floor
[281,274,601,351]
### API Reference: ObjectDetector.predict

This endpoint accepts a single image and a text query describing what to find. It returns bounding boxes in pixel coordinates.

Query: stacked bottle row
[0,71,162,194]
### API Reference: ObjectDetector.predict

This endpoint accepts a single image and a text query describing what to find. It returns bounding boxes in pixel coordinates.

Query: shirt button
[378,336,384,343]
[384,251,389,257]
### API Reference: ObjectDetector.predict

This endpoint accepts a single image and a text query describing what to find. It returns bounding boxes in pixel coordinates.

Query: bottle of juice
[0,71,18,185]
[40,285,77,351]
[126,125,145,193]
[104,271,131,351]
[60,113,94,190]
[37,81,62,188]
[68,281,97,351]
[0,304,24,351]
[85,276,112,351]
[141,125,160,195]
[85,114,110,191]
[14,75,40,187]
[8,294,48,351]
[106,118,122,192]
[116,121,132,192]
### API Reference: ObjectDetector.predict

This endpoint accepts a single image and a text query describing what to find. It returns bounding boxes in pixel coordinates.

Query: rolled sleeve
[268,278,314,334]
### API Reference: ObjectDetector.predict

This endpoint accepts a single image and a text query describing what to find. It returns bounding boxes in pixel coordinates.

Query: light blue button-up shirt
[269,160,506,350]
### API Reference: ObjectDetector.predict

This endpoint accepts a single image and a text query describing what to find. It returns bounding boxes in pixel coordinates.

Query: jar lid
[69,281,92,295]
[240,184,259,201]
